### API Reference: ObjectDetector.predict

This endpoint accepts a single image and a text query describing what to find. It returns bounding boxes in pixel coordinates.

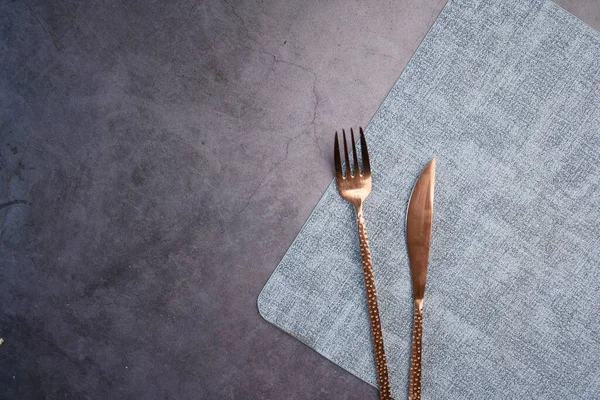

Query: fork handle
[356,210,392,400]
[409,299,423,400]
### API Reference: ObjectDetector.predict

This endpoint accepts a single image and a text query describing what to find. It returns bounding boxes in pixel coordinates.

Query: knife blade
[406,158,436,301]
[405,158,435,400]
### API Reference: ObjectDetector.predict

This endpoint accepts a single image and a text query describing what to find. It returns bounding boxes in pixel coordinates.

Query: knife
[406,158,436,400]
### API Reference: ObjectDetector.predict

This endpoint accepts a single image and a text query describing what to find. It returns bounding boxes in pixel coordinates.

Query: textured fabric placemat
[258,0,600,398]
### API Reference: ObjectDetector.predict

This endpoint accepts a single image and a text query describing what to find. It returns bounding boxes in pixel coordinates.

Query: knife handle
[356,210,392,400]
[409,299,423,400]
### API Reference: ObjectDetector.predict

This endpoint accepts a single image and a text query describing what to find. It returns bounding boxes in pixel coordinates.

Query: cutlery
[334,128,392,400]
[406,159,436,400]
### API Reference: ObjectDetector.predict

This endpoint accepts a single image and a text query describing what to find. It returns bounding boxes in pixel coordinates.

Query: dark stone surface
[0,0,597,398]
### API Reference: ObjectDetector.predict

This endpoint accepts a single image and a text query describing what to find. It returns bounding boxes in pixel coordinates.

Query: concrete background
[1,0,598,399]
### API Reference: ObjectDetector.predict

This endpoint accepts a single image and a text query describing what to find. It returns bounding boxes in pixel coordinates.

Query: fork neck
[353,201,364,219]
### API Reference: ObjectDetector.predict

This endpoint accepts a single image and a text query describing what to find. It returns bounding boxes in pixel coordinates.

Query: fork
[334,128,392,400]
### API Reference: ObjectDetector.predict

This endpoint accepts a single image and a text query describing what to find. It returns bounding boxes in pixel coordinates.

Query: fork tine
[342,129,352,177]
[360,127,371,176]
[350,128,360,176]
[334,132,343,179]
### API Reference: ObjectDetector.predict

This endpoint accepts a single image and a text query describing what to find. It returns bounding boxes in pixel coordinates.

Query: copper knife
[406,159,436,400]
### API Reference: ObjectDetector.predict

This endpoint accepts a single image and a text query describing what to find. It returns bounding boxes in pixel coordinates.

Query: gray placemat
[258,0,600,398]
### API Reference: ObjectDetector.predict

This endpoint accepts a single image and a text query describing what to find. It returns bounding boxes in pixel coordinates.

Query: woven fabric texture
[258,0,600,398]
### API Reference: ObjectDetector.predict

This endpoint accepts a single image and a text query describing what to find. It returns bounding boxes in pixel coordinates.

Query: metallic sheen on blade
[406,158,435,300]
[406,158,435,400]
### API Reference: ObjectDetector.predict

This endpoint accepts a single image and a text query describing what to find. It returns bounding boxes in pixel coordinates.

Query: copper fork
[334,128,392,400]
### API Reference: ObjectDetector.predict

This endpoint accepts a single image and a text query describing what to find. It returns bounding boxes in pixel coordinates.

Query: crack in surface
[188,0,202,14]
[221,0,267,55]
[220,0,323,154]
[0,199,32,210]
[215,0,328,216]
[309,74,322,154]
[235,131,306,216]
[26,4,59,51]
